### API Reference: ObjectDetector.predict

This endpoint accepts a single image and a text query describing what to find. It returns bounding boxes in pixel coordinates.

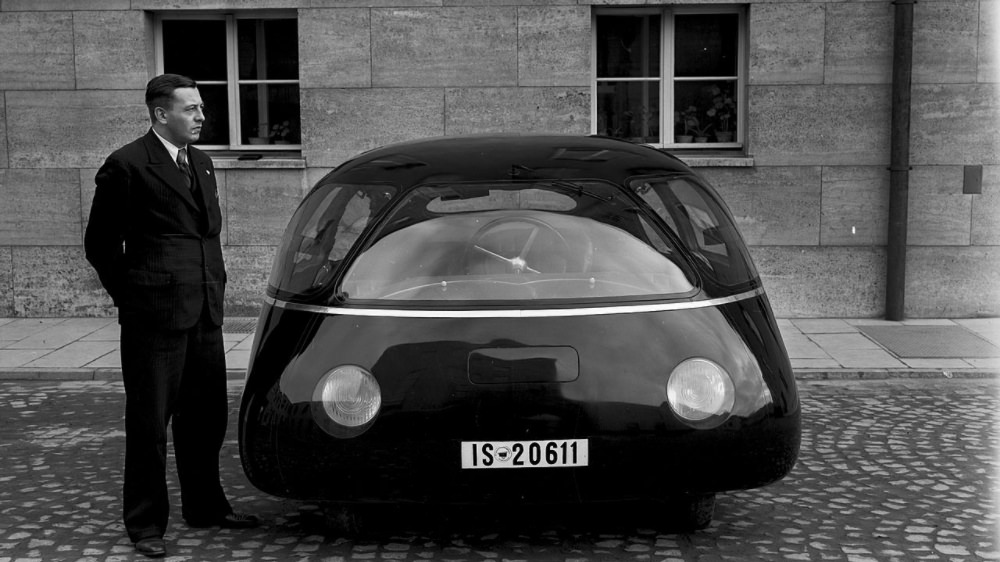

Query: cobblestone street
[1,378,997,561]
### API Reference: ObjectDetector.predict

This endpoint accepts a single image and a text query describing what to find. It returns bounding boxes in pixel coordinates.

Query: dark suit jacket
[85,130,226,330]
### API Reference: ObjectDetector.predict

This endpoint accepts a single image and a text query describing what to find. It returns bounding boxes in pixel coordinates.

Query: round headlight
[667,358,735,427]
[313,365,382,430]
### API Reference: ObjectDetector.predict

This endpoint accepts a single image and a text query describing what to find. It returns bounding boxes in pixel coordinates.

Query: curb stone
[0,368,249,381]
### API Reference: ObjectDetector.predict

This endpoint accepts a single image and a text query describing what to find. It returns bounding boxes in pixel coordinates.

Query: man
[85,74,258,558]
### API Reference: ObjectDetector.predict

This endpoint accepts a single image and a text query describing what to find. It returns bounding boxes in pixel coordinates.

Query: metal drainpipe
[886,0,915,320]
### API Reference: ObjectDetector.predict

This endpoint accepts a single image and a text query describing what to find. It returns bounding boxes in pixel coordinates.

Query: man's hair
[145,73,197,121]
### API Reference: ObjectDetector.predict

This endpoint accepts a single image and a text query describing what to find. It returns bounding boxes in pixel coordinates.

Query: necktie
[176,147,194,190]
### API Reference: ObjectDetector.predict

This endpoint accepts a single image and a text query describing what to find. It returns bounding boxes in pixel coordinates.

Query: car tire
[320,503,366,536]
[671,493,716,531]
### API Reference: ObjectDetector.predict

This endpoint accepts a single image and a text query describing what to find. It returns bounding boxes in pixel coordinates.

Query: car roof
[326,134,694,189]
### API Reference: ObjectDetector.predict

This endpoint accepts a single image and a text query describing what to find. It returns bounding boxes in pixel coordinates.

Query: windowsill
[674,153,755,168]
[641,145,754,167]
[653,147,752,167]
[209,152,306,169]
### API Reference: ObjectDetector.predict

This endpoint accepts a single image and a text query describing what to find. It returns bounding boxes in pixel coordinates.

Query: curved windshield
[339,181,696,303]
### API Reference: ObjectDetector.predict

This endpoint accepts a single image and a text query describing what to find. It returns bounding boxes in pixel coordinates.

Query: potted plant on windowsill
[707,86,736,143]
[689,121,713,143]
[674,107,694,143]
[625,106,655,144]
[270,120,293,145]
[676,106,712,143]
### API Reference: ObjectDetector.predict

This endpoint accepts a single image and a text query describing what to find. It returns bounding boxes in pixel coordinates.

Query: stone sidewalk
[0,316,998,381]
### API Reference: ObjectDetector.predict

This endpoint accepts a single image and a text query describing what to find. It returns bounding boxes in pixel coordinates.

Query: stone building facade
[0,0,997,319]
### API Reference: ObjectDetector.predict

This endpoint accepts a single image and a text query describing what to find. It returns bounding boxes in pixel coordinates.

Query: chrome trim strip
[265,287,764,319]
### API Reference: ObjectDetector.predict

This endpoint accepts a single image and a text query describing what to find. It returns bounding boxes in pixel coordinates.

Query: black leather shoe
[187,512,260,529]
[134,537,166,558]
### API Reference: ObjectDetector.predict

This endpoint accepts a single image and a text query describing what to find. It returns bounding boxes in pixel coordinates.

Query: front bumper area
[242,388,800,504]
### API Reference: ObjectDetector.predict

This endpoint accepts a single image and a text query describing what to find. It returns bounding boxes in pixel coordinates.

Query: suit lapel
[142,131,200,211]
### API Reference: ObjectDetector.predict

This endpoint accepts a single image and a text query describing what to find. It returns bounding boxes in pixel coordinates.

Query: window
[268,182,397,300]
[593,7,745,149]
[631,174,757,288]
[155,13,300,151]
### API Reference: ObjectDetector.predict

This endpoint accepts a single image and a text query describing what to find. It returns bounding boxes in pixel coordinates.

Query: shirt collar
[151,128,186,164]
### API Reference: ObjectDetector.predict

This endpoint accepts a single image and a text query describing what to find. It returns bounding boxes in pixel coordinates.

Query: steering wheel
[465,217,573,275]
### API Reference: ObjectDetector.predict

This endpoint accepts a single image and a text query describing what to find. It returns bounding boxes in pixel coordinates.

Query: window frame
[591,5,747,151]
[153,11,300,152]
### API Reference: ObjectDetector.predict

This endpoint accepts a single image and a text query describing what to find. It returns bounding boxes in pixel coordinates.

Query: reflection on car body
[239,135,800,530]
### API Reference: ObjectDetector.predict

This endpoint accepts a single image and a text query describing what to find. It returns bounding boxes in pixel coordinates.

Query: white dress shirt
[151,128,187,170]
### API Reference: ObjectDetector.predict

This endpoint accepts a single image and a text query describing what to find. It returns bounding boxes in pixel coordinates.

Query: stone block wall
[298,6,591,167]
[743,0,998,318]
[0,0,996,319]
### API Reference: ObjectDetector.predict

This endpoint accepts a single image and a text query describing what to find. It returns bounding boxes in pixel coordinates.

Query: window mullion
[153,15,165,74]
[640,16,651,140]
[663,9,675,144]
[675,76,738,82]
[255,20,270,142]
[737,9,746,145]
[590,11,598,136]
[238,79,300,85]
[595,77,662,82]
[226,15,240,149]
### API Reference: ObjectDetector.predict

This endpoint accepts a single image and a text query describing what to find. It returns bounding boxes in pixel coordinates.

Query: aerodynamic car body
[238,135,800,529]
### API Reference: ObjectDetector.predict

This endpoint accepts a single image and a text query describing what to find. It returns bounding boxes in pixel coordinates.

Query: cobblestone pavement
[1,378,996,562]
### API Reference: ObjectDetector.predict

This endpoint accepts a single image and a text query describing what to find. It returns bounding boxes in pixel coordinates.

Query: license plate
[461,439,588,469]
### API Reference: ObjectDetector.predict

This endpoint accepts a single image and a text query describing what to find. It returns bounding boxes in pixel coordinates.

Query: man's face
[156,87,204,147]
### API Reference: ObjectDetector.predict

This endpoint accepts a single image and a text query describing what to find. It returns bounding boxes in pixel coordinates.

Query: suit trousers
[120,308,232,542]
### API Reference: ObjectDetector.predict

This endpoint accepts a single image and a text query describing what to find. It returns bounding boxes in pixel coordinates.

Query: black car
[239,135,800,530]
